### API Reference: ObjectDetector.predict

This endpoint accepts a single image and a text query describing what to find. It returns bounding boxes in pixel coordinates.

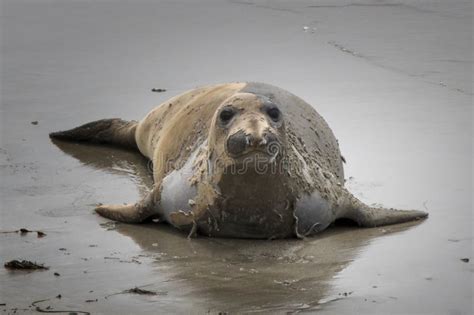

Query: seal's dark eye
[267,107,281,121]
[219,108,235,123]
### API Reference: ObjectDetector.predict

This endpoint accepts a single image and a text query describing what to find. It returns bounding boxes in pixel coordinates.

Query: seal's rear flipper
[49,118,138,150]
[342,193,428,227]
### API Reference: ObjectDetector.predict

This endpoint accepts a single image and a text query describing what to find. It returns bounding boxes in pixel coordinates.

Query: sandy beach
[1,0,472,313]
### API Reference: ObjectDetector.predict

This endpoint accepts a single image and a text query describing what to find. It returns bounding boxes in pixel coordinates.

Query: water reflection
[51,138,153,197]
[51,138,424,313]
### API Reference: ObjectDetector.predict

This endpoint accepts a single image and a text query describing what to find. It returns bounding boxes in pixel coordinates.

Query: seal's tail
[49,118,138,150]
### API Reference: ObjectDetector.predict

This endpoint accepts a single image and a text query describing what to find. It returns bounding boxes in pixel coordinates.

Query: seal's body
[50,82,427,238]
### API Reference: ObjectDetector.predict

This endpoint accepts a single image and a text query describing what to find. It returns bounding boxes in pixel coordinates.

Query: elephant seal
[49,82,427,239]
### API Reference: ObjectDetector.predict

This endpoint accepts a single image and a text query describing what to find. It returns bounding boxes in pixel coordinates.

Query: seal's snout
[226,130,248,156]
[226,129,279,157]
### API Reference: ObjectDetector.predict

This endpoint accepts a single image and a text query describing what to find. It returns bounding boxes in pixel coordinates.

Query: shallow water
[1,0,472,314]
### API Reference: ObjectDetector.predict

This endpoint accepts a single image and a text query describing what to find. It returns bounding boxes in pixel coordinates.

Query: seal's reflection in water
[52,139,423,313]
[115,222,423,313]
[52,138,154,197]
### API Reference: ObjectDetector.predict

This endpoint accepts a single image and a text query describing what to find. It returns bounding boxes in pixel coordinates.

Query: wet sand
[1,0,472,314]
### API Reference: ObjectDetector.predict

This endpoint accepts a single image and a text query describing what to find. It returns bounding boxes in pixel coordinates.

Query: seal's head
[201,93,293,238]
[208,92,286,168]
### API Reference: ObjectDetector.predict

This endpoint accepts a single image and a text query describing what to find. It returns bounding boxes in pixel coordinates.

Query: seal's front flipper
[342,192,428,228]
[347,205,428,227]
[95,189,161,223]
[95,204,155,223]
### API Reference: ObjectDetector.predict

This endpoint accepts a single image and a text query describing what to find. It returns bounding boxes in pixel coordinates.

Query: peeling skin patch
[136,83,247,181]
[291,144,314,186]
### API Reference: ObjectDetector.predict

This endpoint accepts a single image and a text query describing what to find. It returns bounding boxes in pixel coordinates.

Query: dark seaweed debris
[0,228,46,237]
[31,298,90,314]
[124,287,158,295]
[85,299,98,303]
[4,260,49,270]
[151,88,167,93]
[104,286,167,299]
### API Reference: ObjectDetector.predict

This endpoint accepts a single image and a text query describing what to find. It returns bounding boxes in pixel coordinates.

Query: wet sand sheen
[1,0,471,314]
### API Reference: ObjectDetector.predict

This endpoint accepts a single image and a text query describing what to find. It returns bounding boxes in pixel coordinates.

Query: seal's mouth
[222,152,282,176]
[228,146,280,164]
